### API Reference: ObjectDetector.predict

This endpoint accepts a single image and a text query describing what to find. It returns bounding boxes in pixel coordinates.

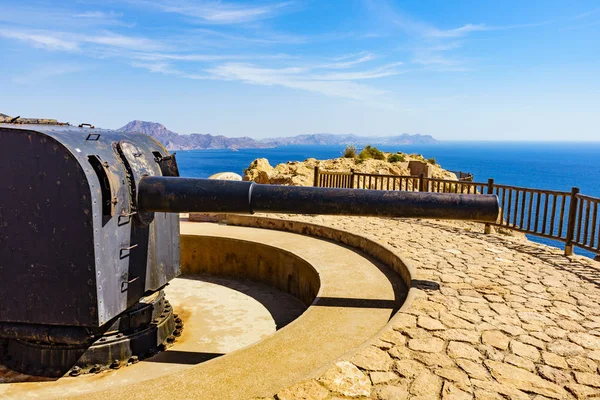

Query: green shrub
[372,150,386,160]
[358,145,385,161]
[343,145,357,158]
[387,153,406,163]
[409,153,426,161]
[358,145,371,160]
[427,157,437,165]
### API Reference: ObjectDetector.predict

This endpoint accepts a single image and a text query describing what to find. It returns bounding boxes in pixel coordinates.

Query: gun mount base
[0,291,181,378]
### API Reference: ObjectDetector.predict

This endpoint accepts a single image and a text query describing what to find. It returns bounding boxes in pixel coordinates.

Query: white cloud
[131,62,212,80]
[312,63,403,80]
[83,33,160,50]
[1,1,401,105]
[133,0,296,24]
[188,27,308,45]
[425,23,487,38]
[0,28,162,52]
[74,11,123,19]
[12,65,84,85]
[365,0,551,74]
[319,52,377,69]
[0,29,79,51]
[0,5,130,28]
[133,52,293,62]
[573,8,599,20]
[205,62,389,101]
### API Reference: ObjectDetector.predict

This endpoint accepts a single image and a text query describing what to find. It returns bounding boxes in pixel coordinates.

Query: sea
[176,142,600,258]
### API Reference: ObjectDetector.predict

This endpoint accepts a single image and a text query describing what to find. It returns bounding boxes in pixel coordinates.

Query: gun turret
[0,124,498,376]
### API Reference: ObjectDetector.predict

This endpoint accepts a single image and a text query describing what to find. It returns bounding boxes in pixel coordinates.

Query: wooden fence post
[418,173,425,192]
[313,166,320,187]
[564,187,580,256]
[484,178,495,234]
[350,169,355,189]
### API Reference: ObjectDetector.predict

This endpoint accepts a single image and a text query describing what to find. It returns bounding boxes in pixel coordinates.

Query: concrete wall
[180,235,320,307]
[408,160,431,178]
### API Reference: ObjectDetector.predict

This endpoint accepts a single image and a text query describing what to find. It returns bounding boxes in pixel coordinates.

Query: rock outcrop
[244,153,457,186]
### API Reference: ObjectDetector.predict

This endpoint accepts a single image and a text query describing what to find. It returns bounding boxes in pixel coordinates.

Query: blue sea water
[176,142,600,258]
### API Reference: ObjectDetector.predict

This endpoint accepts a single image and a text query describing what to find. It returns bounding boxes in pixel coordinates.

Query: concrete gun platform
[0,220,408,399]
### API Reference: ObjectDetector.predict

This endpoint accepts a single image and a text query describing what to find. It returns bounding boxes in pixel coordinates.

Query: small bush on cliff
[343,145,357,158]
[358,145,386,161]
[387,153,406,163]
[427,157,437,165]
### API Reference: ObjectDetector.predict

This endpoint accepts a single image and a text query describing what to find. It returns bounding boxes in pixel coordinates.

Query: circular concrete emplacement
[0,274,306,400]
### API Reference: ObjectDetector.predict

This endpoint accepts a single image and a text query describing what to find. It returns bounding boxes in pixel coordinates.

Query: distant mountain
[118,120,438,150]
[260,133,438,146]
[119,120,270,150]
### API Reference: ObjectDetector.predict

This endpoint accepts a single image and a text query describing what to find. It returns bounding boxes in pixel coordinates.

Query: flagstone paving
[251,215,600,400]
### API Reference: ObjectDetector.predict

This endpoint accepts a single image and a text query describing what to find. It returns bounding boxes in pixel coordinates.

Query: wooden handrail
[314,169,600,259]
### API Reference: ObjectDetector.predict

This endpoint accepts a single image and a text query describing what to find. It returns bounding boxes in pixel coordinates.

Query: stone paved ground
[252,215,600,400]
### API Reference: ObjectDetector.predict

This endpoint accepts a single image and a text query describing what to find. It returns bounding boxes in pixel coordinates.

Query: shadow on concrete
[0,364,59,383]
[316,239,409,318]
[314,297,398,309]
[419,220,600,289]
[411,279,441,291]
[179,274,307,330]
[146,350,223,365]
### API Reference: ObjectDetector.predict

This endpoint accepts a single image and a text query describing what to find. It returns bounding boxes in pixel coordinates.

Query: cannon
[0,122,499,377]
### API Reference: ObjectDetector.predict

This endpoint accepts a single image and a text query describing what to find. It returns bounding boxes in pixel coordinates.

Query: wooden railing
[448,170,474,181]
[313,167,600,259]
[573,193,600,254]
[354,172,420,191]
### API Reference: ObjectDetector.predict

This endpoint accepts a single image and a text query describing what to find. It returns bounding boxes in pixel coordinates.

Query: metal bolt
[129,355,139,364]
[70,366,81,377]
[166,336,175,343]
[116,333,124,338]
[175,317,182,324]
[173,329,181,337]
[91,364,101,373]
[110,360,121,369]
[175,323,184,330]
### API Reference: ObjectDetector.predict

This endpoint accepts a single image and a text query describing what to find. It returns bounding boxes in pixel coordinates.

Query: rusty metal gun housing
[0,124,499,376]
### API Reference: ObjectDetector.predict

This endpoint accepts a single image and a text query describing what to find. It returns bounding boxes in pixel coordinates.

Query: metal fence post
[313,166,320,187]
[484,178,495,234]
[350,169,355,189]
[564,187,580,256]
[418,173,425,192]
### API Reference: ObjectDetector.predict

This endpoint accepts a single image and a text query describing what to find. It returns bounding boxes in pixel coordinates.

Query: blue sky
[1,1,599,140]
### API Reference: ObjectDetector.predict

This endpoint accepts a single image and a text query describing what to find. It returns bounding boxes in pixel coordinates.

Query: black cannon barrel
[138,176,499,222]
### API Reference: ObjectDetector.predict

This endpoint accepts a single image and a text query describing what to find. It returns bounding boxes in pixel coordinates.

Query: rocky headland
[243,151,457,186]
